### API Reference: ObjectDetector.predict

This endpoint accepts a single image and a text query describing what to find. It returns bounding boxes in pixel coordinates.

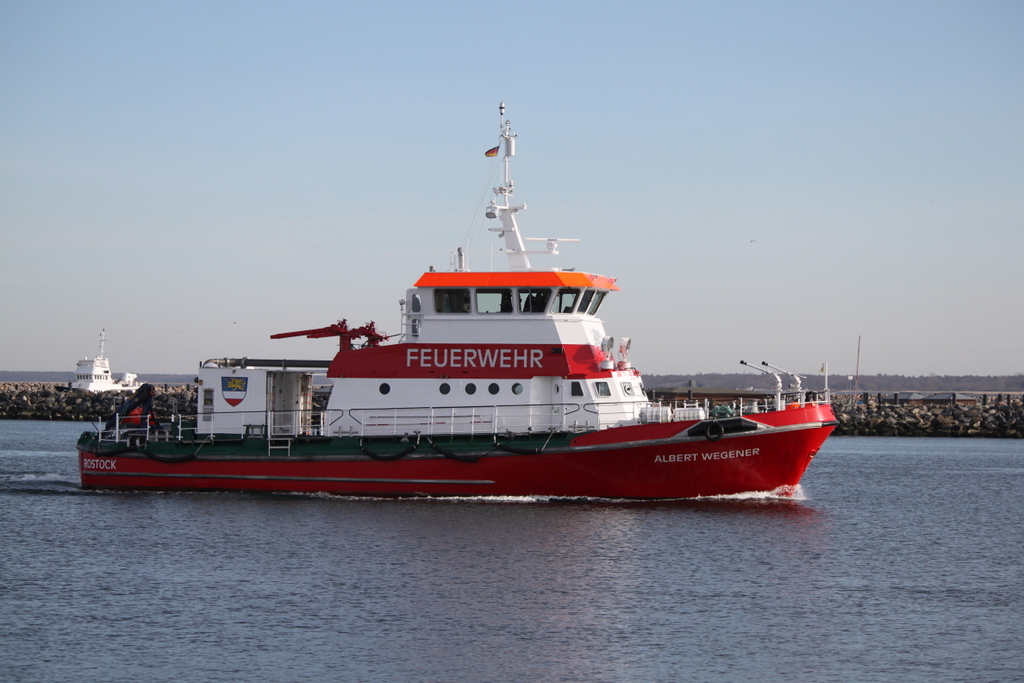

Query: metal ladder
[268,438,292,457]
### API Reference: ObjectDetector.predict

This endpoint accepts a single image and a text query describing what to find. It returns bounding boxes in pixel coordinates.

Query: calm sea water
[1,420,1022,683]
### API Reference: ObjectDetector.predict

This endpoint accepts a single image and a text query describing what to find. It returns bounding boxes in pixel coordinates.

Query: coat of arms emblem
[221,376,248,407]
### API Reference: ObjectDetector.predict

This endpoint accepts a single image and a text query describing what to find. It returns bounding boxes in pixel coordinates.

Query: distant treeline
[644,373,1024,393]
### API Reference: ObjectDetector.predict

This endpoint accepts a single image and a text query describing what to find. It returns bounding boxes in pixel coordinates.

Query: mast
[483,103,579,271]
[854,335,861,395]
[485,102,530,269]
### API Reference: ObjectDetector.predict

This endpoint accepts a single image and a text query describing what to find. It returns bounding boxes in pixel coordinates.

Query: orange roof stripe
[414,271,620,291]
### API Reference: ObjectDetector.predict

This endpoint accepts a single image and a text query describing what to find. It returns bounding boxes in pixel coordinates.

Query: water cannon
[740,359,782,392]
[760,361,803,392]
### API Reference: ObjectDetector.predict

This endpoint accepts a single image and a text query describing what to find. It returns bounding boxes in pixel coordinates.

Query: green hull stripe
[82,470,495,485]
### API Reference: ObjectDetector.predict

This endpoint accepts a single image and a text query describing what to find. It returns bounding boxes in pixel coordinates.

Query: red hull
[79,405,835,499]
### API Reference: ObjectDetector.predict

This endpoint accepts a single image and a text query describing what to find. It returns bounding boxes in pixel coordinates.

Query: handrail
[93,390,833,445]
[347,402,579,437]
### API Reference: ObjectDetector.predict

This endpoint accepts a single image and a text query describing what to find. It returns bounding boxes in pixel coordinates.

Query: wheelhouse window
[570,381,584,397]
[518,288,551,313]
[552,288,580,314]
[595,381,611,397]
[587,291,606,315]
[576,290,595,315]
[434,289,471,313]
[476,288,514,314]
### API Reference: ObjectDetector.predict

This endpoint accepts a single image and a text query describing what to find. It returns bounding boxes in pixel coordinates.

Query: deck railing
[93,391,832,444]
[344,402,582,437]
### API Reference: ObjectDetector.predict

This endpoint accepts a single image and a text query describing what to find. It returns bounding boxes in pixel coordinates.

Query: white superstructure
[73,330,142,393]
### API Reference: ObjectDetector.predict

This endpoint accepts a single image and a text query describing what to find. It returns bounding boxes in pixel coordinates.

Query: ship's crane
[271,320,388,351]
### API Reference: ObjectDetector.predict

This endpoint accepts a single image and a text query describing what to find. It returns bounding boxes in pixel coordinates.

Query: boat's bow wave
[692,484,807,501]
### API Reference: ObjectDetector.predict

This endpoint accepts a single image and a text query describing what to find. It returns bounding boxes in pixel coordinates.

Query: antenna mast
[484,103,578,270]
[485,103,530,268]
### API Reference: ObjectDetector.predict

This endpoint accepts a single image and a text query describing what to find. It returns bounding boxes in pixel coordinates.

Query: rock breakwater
[830,396,1024,438]
[0,383,198,422]
[2,383,1023,438]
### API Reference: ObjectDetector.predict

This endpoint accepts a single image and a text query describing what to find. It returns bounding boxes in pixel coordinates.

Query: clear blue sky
[2,1,1022,377]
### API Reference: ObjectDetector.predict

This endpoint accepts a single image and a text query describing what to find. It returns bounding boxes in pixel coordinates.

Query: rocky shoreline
[2,383,1022,438]
[829,395,1024,438]
[0,383,199,423]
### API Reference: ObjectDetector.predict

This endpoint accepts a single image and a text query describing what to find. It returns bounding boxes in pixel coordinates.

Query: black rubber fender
[495,442,544,455]
[426,438,481,463]
[360,441,418,461]
[142,449,198,464]
[82,443,199,464]
[81,446,134,458]
[687,417,761,440]
[705,421,725,442]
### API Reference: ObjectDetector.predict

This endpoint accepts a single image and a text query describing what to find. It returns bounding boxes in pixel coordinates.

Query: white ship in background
[73,330,142,392]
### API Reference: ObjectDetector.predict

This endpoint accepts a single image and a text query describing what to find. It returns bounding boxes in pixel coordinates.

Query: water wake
[276,488,808,504]
[0,472,83,493]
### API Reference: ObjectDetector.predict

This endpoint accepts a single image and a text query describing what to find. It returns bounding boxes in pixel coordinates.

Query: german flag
[484,145,500,157]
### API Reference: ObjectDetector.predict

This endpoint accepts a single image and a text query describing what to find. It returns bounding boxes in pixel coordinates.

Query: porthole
[379,383,391,395]
[488,383,500,395]
[465,383,477,395]
[439,383,451,395]
[512,383,524,395]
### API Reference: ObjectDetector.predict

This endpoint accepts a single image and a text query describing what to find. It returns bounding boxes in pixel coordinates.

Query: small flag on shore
[484,145,500,157]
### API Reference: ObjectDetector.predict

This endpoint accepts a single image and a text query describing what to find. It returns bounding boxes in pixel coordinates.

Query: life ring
[705,422,725,442]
